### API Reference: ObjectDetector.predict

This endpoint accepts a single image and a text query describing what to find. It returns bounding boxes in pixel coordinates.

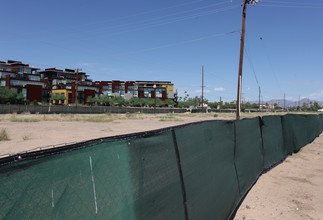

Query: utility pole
[201,65,204,112]
[236,0,258,120]
[258,86,261,112]
[75,69,80,107]
[153,84,157,109]
[220,96,222,112]
[284,93,286,111]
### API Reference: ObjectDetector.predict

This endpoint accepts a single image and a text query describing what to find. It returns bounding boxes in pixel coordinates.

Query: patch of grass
[60,113,74,118]
[133,111,145,115]
[214,114,218,118]
[125,113,135,119]
[0,128,9,141]
[292,199,314,211]
[83,115,113,123]
[10,117,41,122]
[22,135,30,141]
[285,176,312,184]
[177,113,197,117]
[158,114,183,121]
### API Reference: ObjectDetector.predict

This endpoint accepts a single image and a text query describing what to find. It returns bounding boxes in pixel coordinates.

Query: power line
[52,4,241,41]
[244,35,260,87]
[259,37,284,97]
[261,0,323,7]
[13,0,206,38]
[83,0,206,27]
[104,30,240,58]
[259,4,323,9]
[77,1,232,35]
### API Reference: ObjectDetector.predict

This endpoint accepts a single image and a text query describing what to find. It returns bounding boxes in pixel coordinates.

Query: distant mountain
[266,99,323,108]
[249,99,323,108]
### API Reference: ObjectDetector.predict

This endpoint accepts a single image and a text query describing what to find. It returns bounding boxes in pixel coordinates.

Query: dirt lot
[0,113,224,155]
[0,112,286,155]
[0,112,322,219]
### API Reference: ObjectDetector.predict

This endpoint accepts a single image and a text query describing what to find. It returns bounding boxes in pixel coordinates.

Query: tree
[178,91,189,102]
[86,96,96,106]
[143,98,154,107]
[129,97,144,107]
[97,95,110,106]
[16,93,25,104]
[311,101,321,111]
[301,103,309,112]
[164,99,175,107]
[0,87,25,104]
[110,96,126,106]
[50,93,66,105]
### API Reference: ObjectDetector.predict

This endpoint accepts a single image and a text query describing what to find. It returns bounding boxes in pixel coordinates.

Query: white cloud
[309,90,323,99]
[195,90,211,93]
[214,87,225,92]
[78,62,98,67]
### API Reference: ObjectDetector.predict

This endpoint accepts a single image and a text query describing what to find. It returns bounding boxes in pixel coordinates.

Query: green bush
[0,87,25,104]
[0,128,9,141]
[50,93,66,105]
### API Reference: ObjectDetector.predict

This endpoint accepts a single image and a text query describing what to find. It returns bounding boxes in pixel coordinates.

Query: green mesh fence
[282,114,321,153]
[261,116,285,170]
[0,114,322,220]
[0,131,185,220]
[174,120,239,220]
[234,118,263,196]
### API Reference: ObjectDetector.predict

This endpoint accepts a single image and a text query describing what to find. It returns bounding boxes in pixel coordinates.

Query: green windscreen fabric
[174,120,239,220]
[0,114,322,220]
[261,116,285,169]
[307,114,321,142]
[282,114,321,153]
[0,131,185,220]
[234,118,263,196]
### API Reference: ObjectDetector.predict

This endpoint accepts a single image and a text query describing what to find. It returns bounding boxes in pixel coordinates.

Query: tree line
[1,87,322,111]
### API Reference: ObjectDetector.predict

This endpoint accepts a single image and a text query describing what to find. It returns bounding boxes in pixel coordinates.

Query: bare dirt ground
[235,134,323,220]
[0,111,288,156]
[0,112,224,155]
[1,112,322,220]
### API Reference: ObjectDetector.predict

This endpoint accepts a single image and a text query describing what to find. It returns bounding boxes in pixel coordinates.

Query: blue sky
[1,0,322,102]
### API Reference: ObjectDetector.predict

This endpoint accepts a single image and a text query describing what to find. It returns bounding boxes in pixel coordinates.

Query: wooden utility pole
[236,0,248,120]
[236,0,257,120]
[75,69,79,107]
[220,96,222,112]
[258,86,261,111]
[202,65,204,112]
[284,93,286,111]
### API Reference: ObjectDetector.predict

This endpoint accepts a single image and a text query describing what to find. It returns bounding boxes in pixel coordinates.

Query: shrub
[0,128,9,141]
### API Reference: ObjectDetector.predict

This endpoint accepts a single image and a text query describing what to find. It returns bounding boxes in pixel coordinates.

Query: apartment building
[0,60,177,104]
[0,60,45,102]
[38,68,98,104]
[95,80,176,101]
